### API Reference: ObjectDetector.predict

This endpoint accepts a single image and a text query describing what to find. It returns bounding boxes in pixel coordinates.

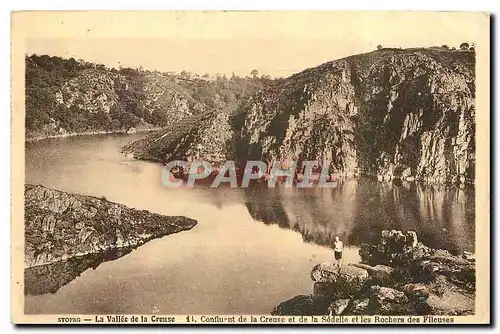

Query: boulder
[311,263,369,298]
[310,262,339,283]
[426,275,454,297]
[350,263,395,286]
[424,292,475,315]
[415,261,441,282]
[401,283,430,302]
[313,282,335,300]
[369,286,408,305]
[427,251,475,289]
[347,299,370,315]
[368,286,409,315]
[328,299,350,315]
[271,294,328,316]
[359,229,474,288]
[410,242,434,261]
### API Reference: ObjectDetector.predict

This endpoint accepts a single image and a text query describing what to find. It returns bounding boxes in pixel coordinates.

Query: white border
[2,1,497,333]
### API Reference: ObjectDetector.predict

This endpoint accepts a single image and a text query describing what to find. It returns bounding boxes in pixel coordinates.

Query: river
[24,134,475,314]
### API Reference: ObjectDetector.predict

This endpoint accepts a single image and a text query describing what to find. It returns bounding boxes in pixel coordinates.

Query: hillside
[25,55,265,140]
[124,47,476,184]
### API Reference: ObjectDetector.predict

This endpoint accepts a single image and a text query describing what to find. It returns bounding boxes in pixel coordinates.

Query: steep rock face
[138,74,205,126]
[24,184,197,268]
[124,48,475,184]
[239,48,475,183]
[54,70,198,131]
[122,106,235,167]
[26,55,263,140]
[56,70,199,118]
[57,69,121,114]
[240,61,358,175]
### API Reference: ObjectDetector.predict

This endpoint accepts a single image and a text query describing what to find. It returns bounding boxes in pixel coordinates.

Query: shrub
[460,42,470,50]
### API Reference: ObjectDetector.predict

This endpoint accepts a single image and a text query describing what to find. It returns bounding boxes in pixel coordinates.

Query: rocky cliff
[25,55,263,140]
[122,106,235,168]
[24,184,197,268]
[124,47,475,184]
[272,230,475,316]
[240,48,475,183]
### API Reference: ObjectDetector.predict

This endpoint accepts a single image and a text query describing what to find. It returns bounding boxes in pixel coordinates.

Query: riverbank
[25,127,162,142]
[24,184,197,268]
[272,230,475,316]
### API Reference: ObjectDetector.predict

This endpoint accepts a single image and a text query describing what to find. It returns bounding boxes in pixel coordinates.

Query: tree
[250,69,259,78]
[460,42,470,50]
[441,45,449,49]
[377,45,383,50]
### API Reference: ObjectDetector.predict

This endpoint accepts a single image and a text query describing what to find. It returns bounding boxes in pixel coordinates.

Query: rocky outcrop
[358,229,475,289]
[272,229,475,316]
[311,262,369,299]
[124,48,475,184]
[240,48,475,183]
[138,74,202,126]
[24,184,197,268]
[57,69,121,114]
[122,107,234,168]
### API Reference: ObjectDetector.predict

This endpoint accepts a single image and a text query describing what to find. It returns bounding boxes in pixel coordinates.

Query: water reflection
[25,248,133,296]
[224,179,475,254]
[24,178,474,300]
[24,135,475,312]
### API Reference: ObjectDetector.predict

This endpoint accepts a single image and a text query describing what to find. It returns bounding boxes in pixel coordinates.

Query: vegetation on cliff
[27,46,475,184]
[124,47,475,184]
[25,55,266,140]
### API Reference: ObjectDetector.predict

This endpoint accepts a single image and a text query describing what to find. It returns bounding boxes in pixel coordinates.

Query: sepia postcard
[11,11,490,325]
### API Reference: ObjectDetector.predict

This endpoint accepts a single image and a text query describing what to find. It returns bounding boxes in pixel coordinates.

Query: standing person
[333,236,343,267]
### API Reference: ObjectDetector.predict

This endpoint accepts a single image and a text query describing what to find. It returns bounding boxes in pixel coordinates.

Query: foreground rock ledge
[272,230,475,316]
[24,184,197,268]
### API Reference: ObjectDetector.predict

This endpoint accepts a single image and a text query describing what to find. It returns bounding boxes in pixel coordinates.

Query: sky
[20,11,487,78]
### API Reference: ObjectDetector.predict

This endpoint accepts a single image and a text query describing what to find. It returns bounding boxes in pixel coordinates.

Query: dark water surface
[24,134,475,314]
